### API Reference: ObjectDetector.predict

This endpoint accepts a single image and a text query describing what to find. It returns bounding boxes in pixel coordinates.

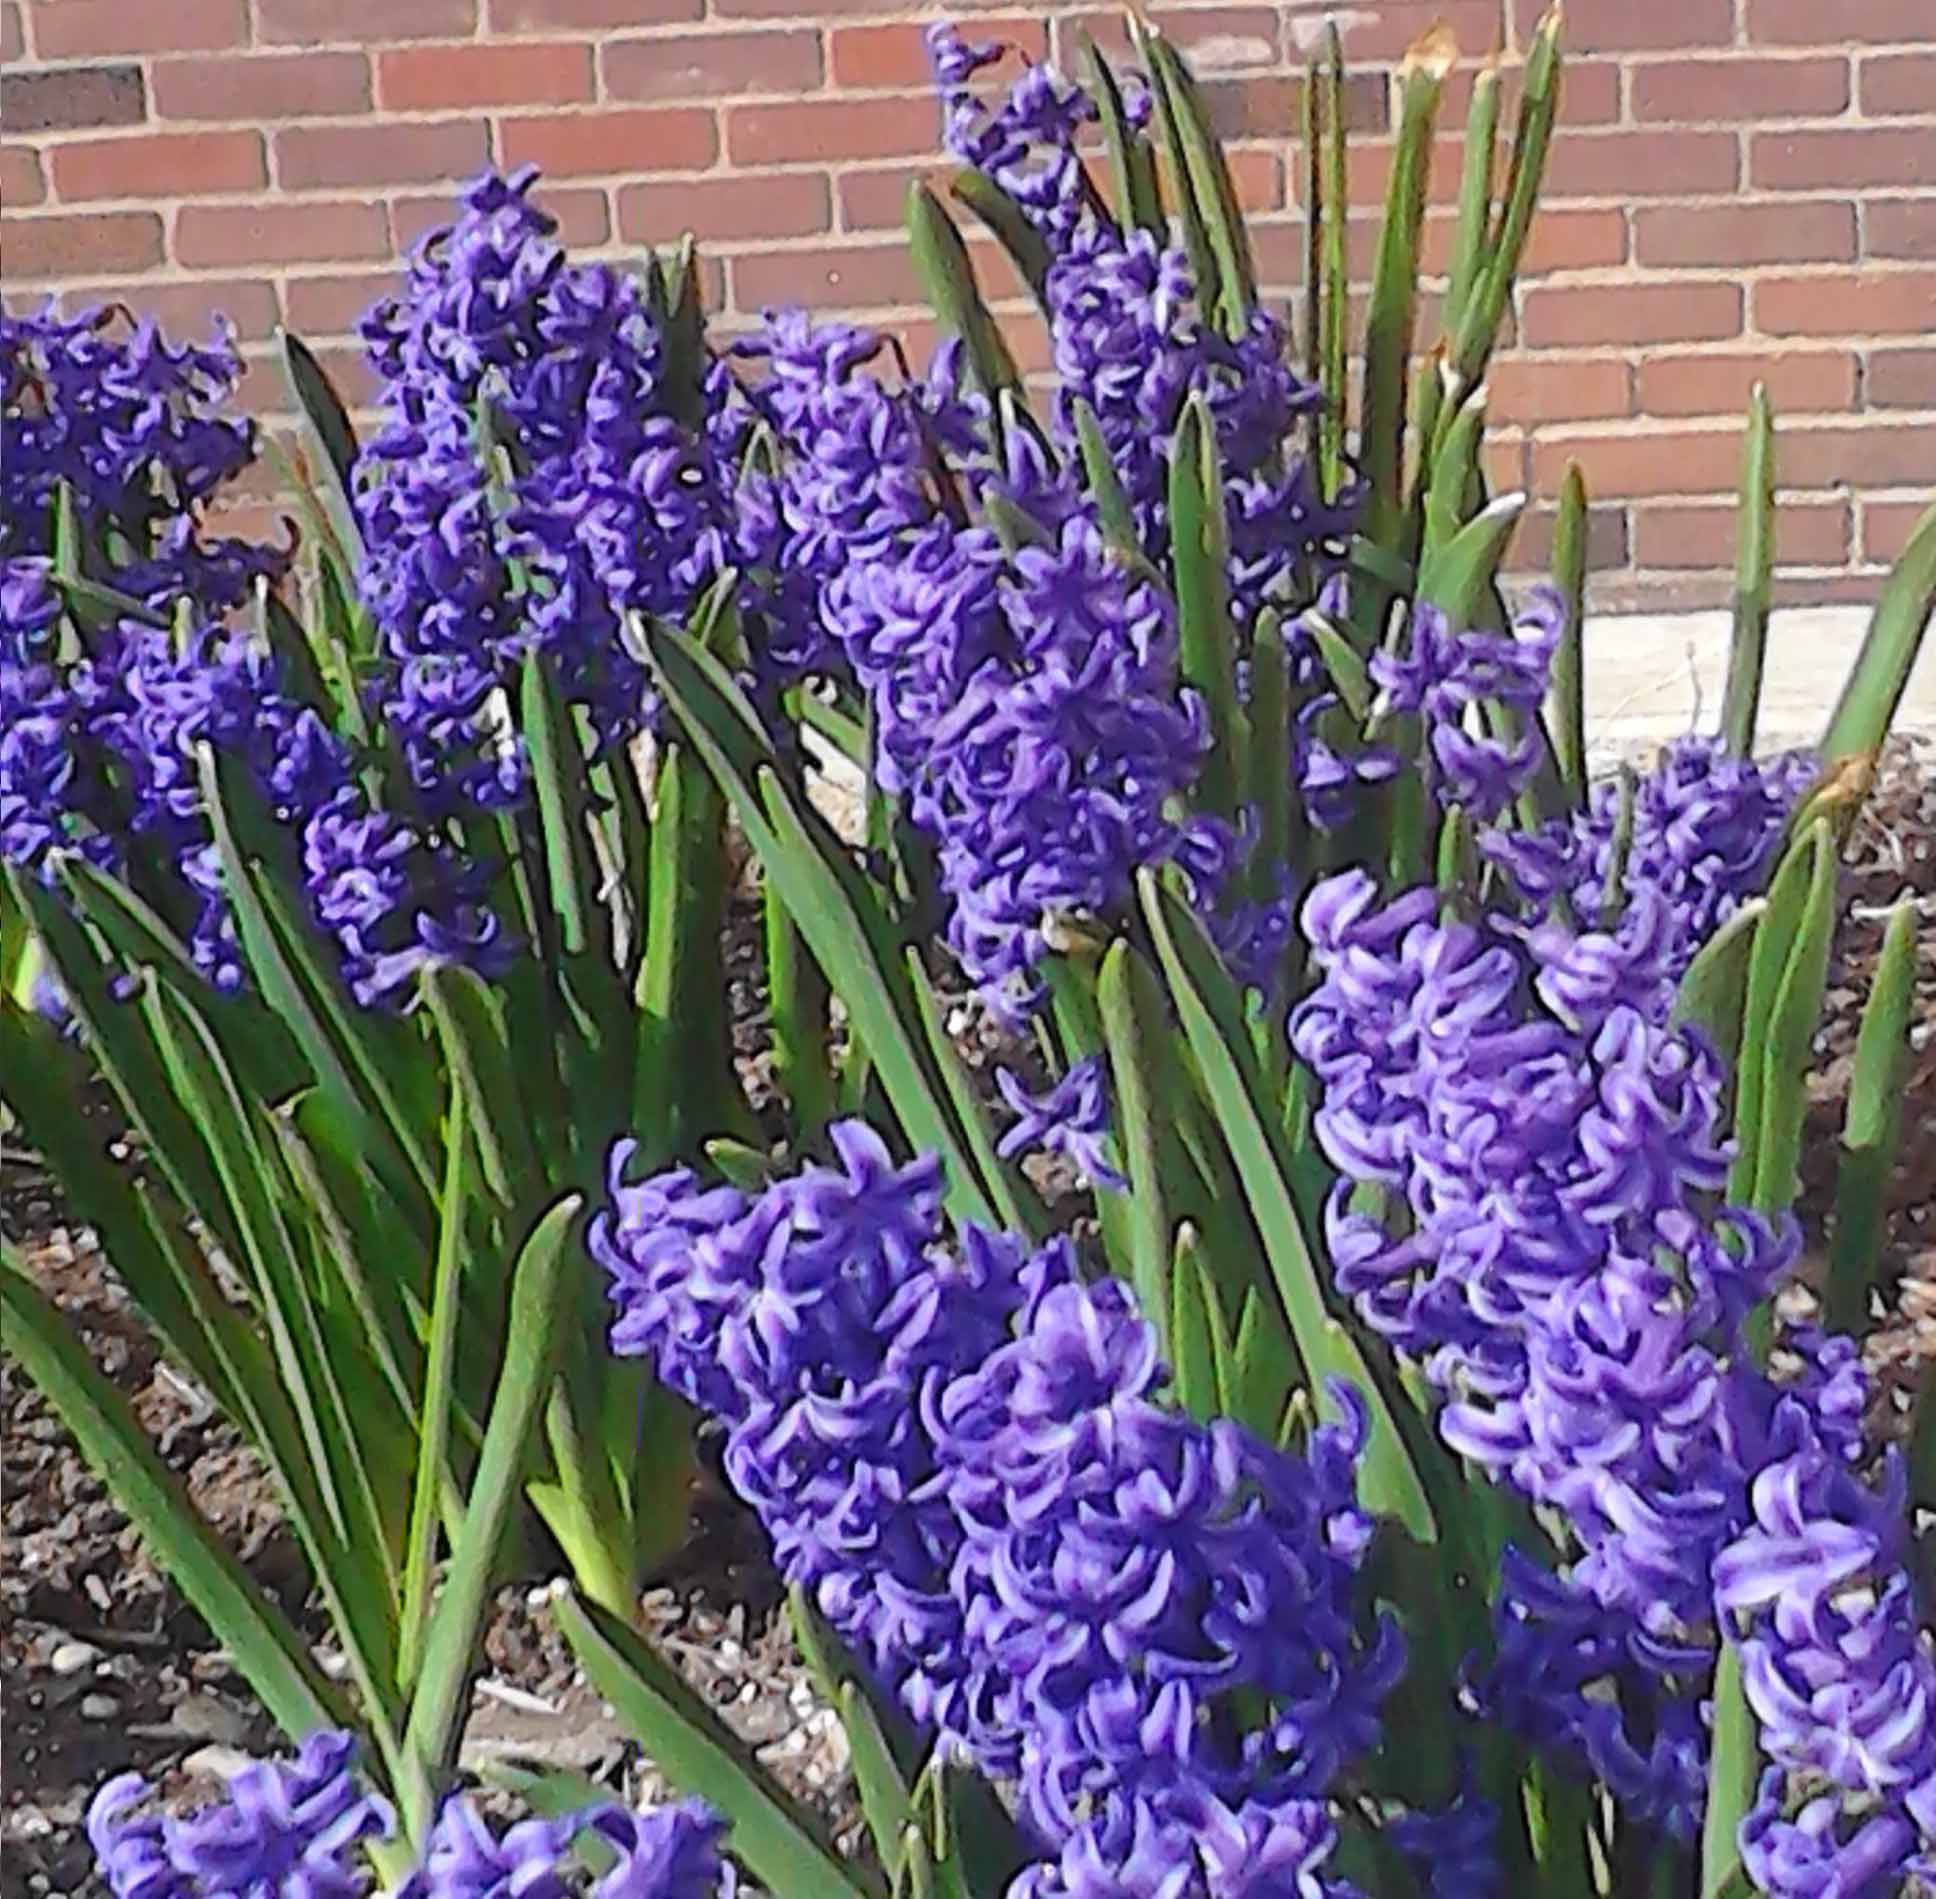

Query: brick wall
[2,0,1931,610]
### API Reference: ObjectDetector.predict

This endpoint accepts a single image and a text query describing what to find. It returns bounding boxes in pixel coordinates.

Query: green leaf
[1721,386,1776,757]
[1070,398,1144,569]
[1307,608,1373,721]
[399,1193,583,1842]
[1548,463,1590,803]
[1819,498,1936,766]
[947,168,1053,306]
[556,1589,876,1899]
[1169,1227,1234,1422]
[1127,16,1219,319]
[765,873,837,1143]
[422,964,537,1209]
[1417,492,1527,628]
[1169,392,1243,817]
[1139,875,1436,1540]
[1670,899,1764,1077]
[278,328,364,559]
[1079,31,1163,237]
[520,652,602,961]
[906,182,1018,406]
[1096,939,1176,1333]
[1,1244,351,1745]
[1420,389,1487,566]
[1700,1645,1758,1899]
[1825,901,1917,1330]
[1362,27,1454,530]
[1312,27,1350,499]
[1442,63,1502,349]
[1229,1286,1299,1442]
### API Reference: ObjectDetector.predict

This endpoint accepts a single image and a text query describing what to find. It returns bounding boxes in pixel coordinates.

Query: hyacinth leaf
[1420,388,1487,565]
[556,1589,877,1899]
[766,876,837,1143]
[54,569,168,641]
[1080,31,1163,238]
[1308,607,1373,721]
[1700,1645,1759,1899]
[1446,9,1561,399]
[1549,463,1590,803]
[1819,498,1936,767]
[1070,397,1143,565]
[279,328,363,554]
[1229,1285,1299,1442]
[906,182,1019,405]
[656,239,710,434]
[645,625,999,1230]
[1669,898,1764,1078]
[1730,821,1836,1212]
[0,1002,261,1425]
[0,1246,352,1747]
[1096,939,1178,1333]
[947,168,1053,305]
[1244,611,1302,918]
[7,863,236,1244]
[422,962,536,1209]
[1170,392,1244,816]
[1315,27,1349,498]
[201,748,438,1212]
[1128,16,1220,321]
[1139,874,1436,1540]
[57,854,301,1101]
[704,1137,777,1192]
[519,652,602,963]
[1721,386,1776,757]
[398,1193,582,1841]
[1826,902,1917,1330]
[1417,491,1526,630]
[397,1087,470,1694]
[1442,63,1502,355]
[1142,31,1255,334]
[1362,27,1454,534]
[1168,1226,1220,1422]
[904,948,1045,1238]
[138,972,406,1748]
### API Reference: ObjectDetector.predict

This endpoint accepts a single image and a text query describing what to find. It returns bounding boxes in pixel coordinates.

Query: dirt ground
[3,742,1932,1895]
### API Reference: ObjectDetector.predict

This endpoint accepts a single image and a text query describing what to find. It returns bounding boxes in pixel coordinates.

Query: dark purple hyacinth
[591,1119,1400,1896]
[995,1054,1126,1190]
[88,1731,731,1899]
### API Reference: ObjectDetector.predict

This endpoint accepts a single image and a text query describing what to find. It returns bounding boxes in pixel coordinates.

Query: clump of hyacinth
[1293,870,1936,1883]
[591,1120,1400,1894]
[87,1729,732,1899]
[0,561,506,1007]
[1,303,285,615]
[355,166,745,808]
[1484,734,1819,987]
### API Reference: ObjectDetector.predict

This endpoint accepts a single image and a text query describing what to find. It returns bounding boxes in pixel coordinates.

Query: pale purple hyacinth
[591,1119,1398,1896]
[89,1731,731,1899]
[995,1056,1126,1190]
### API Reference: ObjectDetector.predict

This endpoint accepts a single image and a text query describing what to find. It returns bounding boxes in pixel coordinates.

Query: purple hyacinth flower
[995,1056,1127,1191]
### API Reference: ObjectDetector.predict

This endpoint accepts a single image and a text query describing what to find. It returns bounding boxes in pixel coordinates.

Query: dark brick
[0,65,146,134]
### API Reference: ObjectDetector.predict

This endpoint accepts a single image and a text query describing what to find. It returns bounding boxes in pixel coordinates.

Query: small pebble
[48,1641,101,1676]
[79,1694,119,1720]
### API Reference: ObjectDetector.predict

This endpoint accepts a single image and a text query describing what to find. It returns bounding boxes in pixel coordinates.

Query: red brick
[1750,0,1928,43]
[259,0,477,42]
[604,30,822,102]
[1541,130,1740,200]
[154,53,371,121]
[277,119,488,190]
[712,0,904,13]
[1413,207,1628,279]
[68,276,282,342]
[32,0,245,55]
[237,342,382,417]
[1757,270,1936,337]
[1513,0,1730,49]
[1781,422,1936,490]
[1868,201,1936,262]
[620,173,830,246]
[889,312,1055,378]
[1150,146,1281,215]
[2,145,45,208]
[730,242,929,313]
[1753,129,1936,192]
[1635,499,1849,569]
[833,17,1046,89]
[1869,348,1936,410]
[1485,358,1631,425]
[52,131,266,202]
[728,97,940,167]
[1863,500,1932,565]
[1861,53,1936,116]
[1636,351,1859,418]
[1633,55,1849,122]
[0,5,19,61]
[1059,8,1280,72]
[176,200,391,268]
[2,65,145,132]
[378,42,591,111]
[1635,202,1856,269]
[1530,429,1746,498]
[499,109,717,178]
[1522,281,1741,349]
[283,270,400,337]
[492,0,698,22]
[1311,1,1501,61]
[393,183,608,248]
[837,165,936,233]
[1441,59,1621,128]
[4,211,162,280]
[1203,70,1387,139]
[1512,501,1630,574]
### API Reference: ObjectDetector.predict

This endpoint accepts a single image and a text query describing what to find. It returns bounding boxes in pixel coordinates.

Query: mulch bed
[4,740,1932,1896]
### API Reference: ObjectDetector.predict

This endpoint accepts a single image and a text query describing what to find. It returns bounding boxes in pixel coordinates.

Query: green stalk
[1720,386,1775,756]
[1549,463,1590,802]
[1318,26,1349,499]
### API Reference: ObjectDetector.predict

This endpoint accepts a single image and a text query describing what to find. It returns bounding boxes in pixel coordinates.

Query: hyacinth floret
[592,1119,1398,1895]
